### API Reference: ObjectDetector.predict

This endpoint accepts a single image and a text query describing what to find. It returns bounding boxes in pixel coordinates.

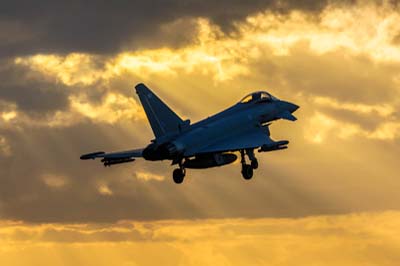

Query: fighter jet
[80,83,299,183]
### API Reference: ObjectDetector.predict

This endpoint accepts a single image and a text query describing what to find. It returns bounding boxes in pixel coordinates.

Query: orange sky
[2,211,400,265]
[1,1,400,265]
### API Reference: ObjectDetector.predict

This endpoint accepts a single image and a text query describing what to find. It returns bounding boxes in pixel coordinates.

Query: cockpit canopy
[239,91,278,104]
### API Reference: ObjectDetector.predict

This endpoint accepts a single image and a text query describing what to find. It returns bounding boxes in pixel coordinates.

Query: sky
[1,0,400,265]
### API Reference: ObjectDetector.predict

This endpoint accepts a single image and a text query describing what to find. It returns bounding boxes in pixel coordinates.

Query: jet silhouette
[80,83,299,183]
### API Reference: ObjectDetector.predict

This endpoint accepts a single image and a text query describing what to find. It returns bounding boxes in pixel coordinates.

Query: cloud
[14,54,110,86]
[0,135,11,156]
[41,174,69,189]
[135,171,165,181]
[0,88,145,129]
[14,18,250,84]
[1,211,400,266]
[0,0,343,58]
[305,111,400,143]
[97,183,113,196]
[312,96,395,117]
[69,92,146,124]
[304,94,400,142]
[14,2,400,101]
[0,61,70,114]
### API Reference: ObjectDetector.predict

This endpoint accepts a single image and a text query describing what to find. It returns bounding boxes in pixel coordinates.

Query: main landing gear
[172,149,259,183]
[173,162,186,184]
[240,149,258,180]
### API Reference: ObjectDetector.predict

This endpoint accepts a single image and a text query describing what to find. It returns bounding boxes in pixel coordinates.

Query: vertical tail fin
[135,83,184,138]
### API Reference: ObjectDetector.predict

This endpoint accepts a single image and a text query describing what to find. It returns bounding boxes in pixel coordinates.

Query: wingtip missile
[80,151,105,160]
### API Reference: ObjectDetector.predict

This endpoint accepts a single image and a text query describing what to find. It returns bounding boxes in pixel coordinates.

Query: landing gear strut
[246,149,258,169]
[172,161,186,184]
[240,150,253,180]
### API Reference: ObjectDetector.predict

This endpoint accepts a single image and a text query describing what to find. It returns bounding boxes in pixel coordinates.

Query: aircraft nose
[281,101,299,113]
[288,102,299,113]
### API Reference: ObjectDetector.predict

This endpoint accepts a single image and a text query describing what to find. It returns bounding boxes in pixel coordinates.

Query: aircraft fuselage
[142,99,298,161]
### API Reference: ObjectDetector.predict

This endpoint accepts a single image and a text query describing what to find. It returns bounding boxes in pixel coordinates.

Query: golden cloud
[8,1,400,140]
[135,171,165,181]
[305,111,400,143]
[14,54,110,86]
[313,96,395,117]
[0,92,145,128]
[69,93,146,124]
[1,111,17,122]
[97,183,113,196]
[14,2,400,84]
[0,135,11,156]
[0,100,18,125]
[1,211,400,266]
[41,174,69,189]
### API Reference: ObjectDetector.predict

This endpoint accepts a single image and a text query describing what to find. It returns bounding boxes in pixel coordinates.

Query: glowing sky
[1,0,400,265]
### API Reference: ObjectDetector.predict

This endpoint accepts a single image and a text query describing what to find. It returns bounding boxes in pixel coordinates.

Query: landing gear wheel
[241,164,253,180]
[173,168,185,184]
[251,159,258,169]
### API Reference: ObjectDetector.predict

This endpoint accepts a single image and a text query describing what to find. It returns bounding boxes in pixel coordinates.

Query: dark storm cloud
[0,0,346,57]
[0,60,69,114]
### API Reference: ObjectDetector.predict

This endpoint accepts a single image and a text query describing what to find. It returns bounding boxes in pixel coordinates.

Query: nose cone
[281,101,299,113]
